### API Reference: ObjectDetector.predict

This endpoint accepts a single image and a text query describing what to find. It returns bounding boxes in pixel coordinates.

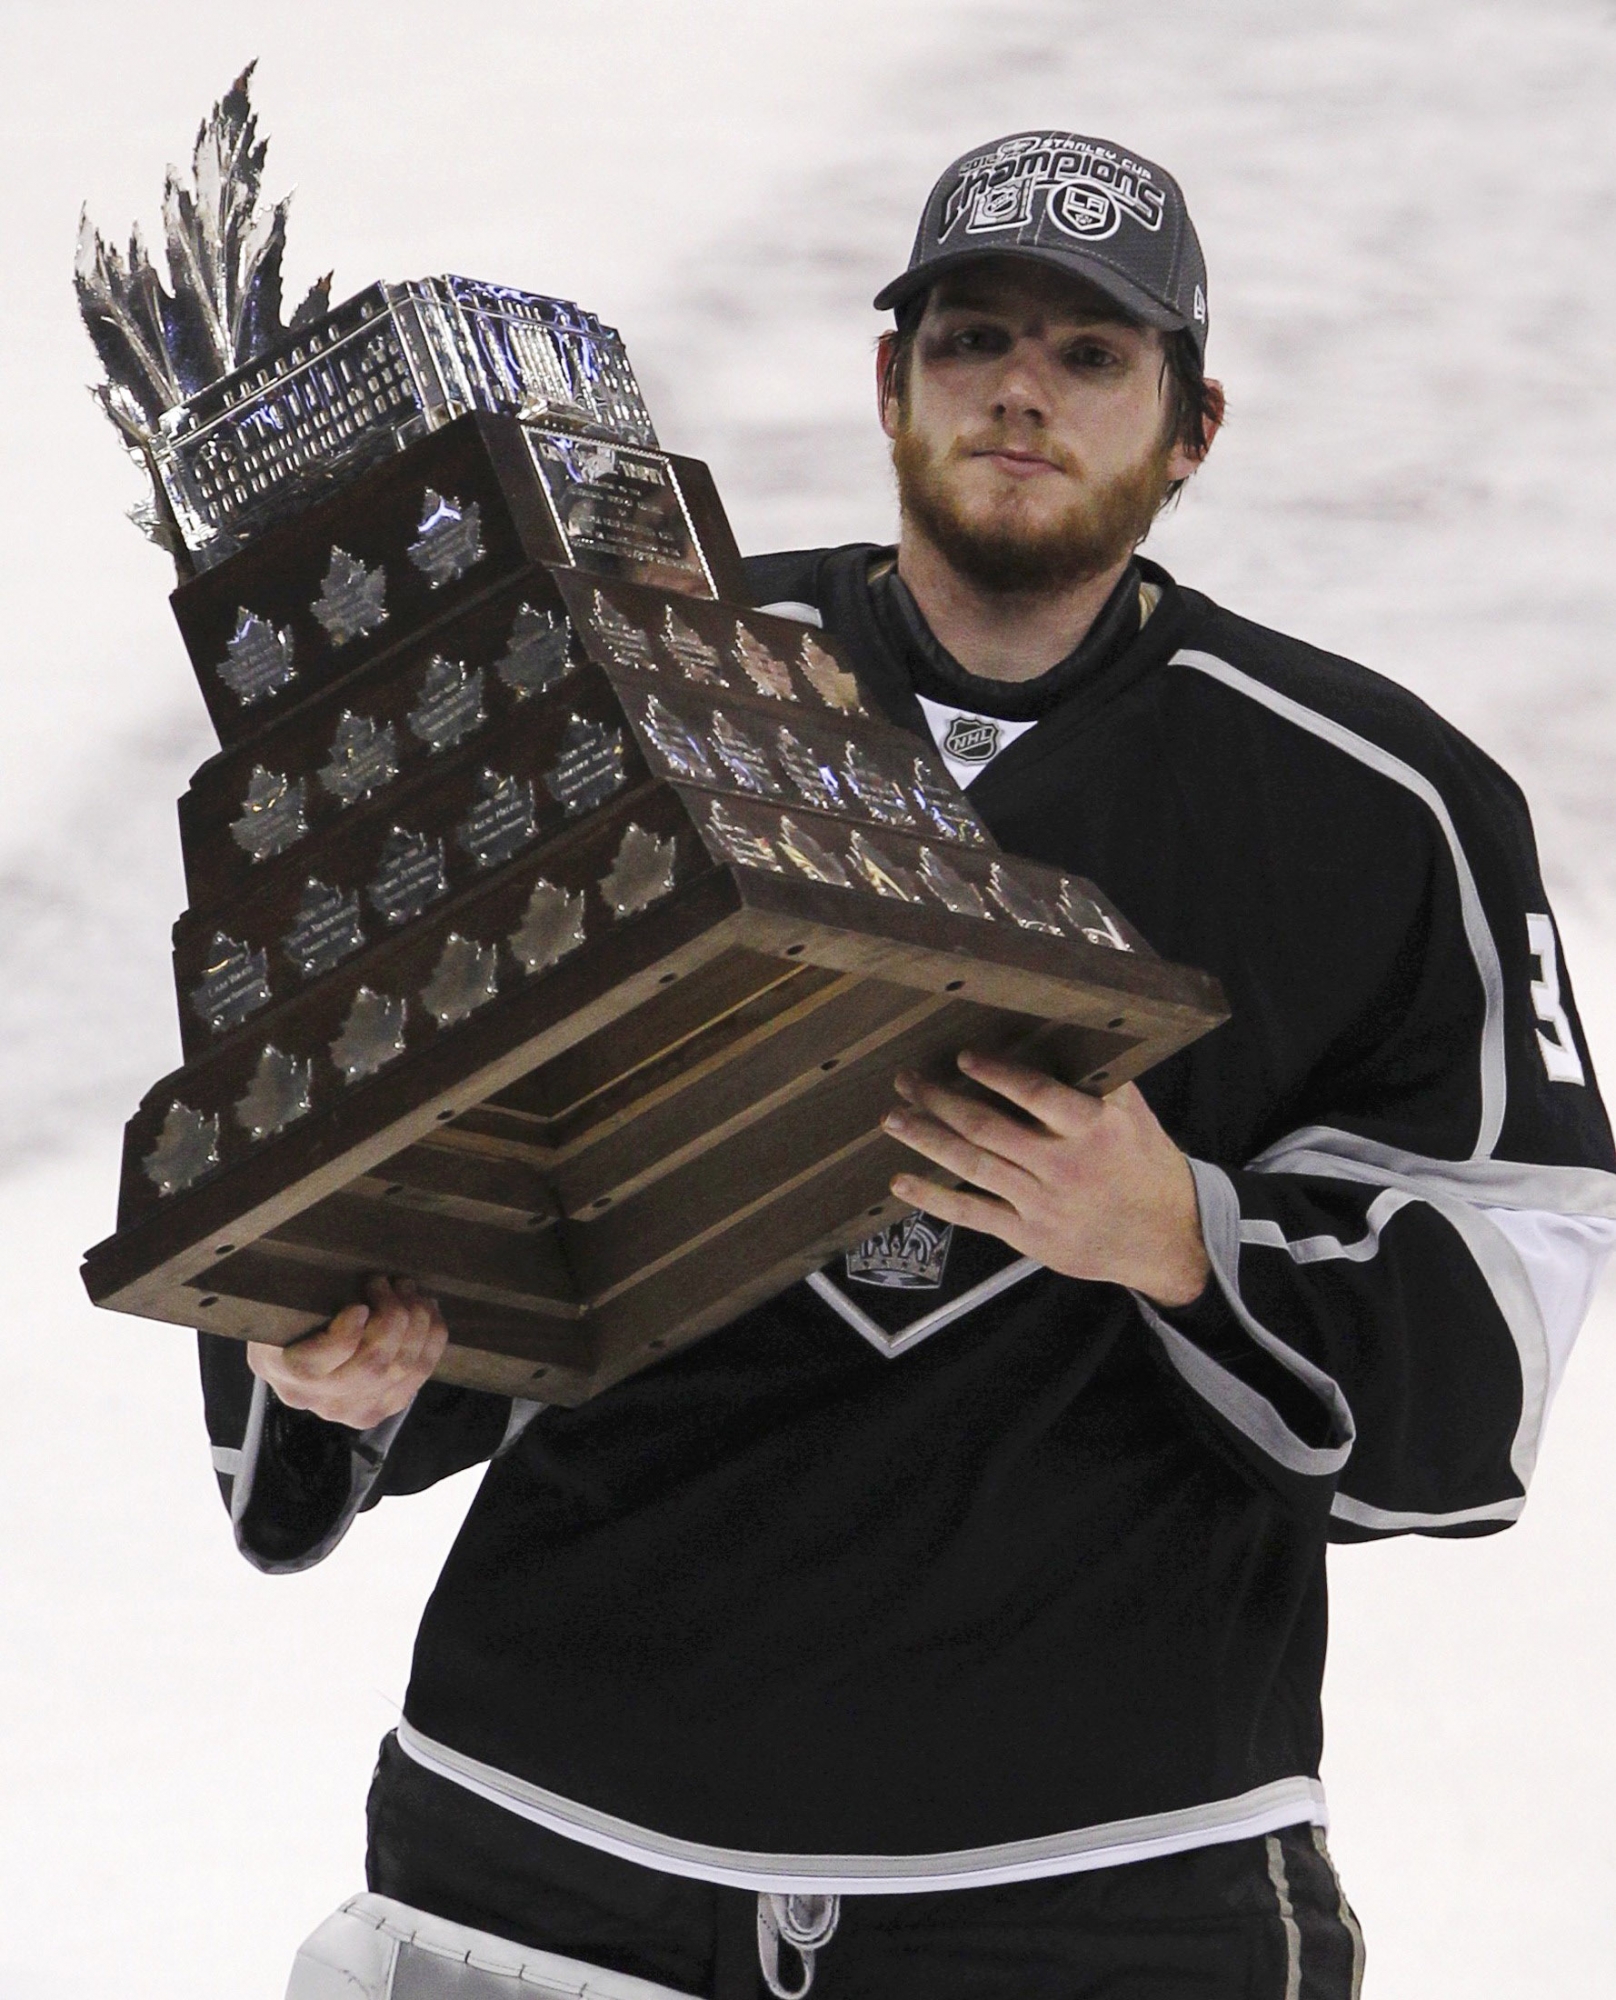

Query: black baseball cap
[874,131,1208,359]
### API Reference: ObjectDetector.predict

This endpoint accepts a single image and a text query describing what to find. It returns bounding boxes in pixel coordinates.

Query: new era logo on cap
[875,129,1209,360]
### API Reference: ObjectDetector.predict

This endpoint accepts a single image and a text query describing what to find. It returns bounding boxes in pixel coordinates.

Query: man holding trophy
[78,92,1616,2000]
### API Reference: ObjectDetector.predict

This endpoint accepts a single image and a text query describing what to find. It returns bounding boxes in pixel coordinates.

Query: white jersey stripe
[1172,650,1509,1161]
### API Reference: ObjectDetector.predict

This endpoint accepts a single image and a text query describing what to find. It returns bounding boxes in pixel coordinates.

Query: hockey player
[206,132,1616,1999]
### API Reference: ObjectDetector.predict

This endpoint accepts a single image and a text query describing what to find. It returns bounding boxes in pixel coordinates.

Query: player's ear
[876,332,902,438]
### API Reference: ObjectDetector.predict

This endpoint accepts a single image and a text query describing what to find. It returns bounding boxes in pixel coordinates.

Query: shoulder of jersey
[1169,593,1526,810]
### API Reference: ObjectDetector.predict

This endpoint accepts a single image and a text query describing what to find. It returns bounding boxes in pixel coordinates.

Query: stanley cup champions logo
[941,134,1167,245]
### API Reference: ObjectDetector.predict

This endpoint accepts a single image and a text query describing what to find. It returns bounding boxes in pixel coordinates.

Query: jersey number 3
[1527,912,1586,1085]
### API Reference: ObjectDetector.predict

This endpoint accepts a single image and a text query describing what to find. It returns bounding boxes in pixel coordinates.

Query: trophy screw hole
[820,1058,839,1071]
[1091,1071,1110,1084]
[383,1184,405,1198]
[658,972,678,985]
[945,979,965,992]
[648,1338,667,1352]
[866,1205,885,1217]
[197,1295,219,1309]
[785,943,805,956]
[529,1367,548,1381]
[590,1196,612,1212]
[1107,1016,1126,1030]
[435,1109,456,1122]
[213,1243,234,1256]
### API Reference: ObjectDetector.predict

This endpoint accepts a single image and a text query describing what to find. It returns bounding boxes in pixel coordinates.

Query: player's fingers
[889,1171,1029,1250]
[883,1104,1039,1208]
[954,1050,1103,1137]
[265,1303,372,1380]
[891,1069,1050,1173]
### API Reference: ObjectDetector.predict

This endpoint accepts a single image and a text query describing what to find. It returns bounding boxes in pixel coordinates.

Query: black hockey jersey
[201,551,1616,1891]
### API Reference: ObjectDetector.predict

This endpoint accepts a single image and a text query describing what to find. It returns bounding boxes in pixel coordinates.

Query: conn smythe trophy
[77,73,1227,1403]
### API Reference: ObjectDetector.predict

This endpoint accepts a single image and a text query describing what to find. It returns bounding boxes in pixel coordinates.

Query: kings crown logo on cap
[942,135,1166,245]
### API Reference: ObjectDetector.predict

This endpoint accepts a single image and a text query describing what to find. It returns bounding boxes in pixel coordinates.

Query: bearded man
[212,132,1616,2000]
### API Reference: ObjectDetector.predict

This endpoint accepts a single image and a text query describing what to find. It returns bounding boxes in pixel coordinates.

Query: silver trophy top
[76,65,656,572]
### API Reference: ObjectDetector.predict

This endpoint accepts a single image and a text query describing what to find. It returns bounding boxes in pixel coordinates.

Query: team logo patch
[846,1212,955,1289]
[942,714,1001,764]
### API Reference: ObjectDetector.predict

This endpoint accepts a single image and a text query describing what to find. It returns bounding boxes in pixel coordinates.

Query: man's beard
[891,419,1174,595]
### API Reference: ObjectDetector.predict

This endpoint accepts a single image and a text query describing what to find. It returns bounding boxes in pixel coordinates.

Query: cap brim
[873,244,1185,334]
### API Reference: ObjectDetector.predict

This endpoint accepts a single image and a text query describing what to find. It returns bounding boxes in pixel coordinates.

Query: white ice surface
[2,0,1615,1993]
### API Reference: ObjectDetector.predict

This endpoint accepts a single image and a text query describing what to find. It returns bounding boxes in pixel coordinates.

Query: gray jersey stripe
[1173,651,1509,1161]
[1249,1125,1616,1219]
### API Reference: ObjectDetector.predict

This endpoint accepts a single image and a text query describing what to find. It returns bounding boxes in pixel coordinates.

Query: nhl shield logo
[942,714,1001,764]
[846,1211,955,1289]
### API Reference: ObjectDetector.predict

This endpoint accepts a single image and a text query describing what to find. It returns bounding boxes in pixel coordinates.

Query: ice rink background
[2,0,1614,1992]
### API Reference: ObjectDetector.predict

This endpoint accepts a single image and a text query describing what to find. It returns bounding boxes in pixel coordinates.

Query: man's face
[880,258,1205,594]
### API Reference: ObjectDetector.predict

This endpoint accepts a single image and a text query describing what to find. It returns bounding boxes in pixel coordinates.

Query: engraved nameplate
[284,880,367,978]
[319,713,400,806]
[1059,879,1132,951]
[849,830,921,901]
[230,767,308,863]
[457,769,539,869]
[191,933,273,1033]
[710,712,780,795]
[544,716,627,815]
[526,429,712,594]
[368,829,449,926]
[497,605,574,700]
[217,610,296,705]
[409,657,486,752]
[311,547,388,644]
[408,489,485,586]
[796,633,863,714]
[590,591,658,670]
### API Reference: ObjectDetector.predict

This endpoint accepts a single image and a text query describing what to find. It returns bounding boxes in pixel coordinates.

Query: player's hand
[246,1275,448,1429]
[882,1053,1210,1308]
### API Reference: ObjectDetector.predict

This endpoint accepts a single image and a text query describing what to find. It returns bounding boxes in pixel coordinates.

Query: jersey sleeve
[1135,687,1616,1538]
[198,1333,535,1573]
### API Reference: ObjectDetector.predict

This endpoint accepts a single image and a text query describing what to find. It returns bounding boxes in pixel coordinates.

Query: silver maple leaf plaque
[1059,879,1132,951]
[407,489,485,586]
[796,633,863,714]
[989,863,1064,935]
[710,712,781,796]
[496,605,574,701]
[142,1103,220,1196]
[331,988,408,1082]
[508,879,587,974]
[217,610,297,705]
[590,591,657,670]
[422,934,500,1027]
[730,625,795,701]
[367,829,449,926]
[599,824,677,918]
[774,728,844,811]
[229,767,308,863]
[909,759,988,847]
[408,657,486,753]
[706,801,784,875]
[849,831,921,903]
[456,770,539,869]
[544,717,627,816]
[191,933,273,1033]
[778,817,851,887]
[311,547,389,644]
[662,608,727,686]
[234,1046,314,1141]
[283,879,367,978]
[842,744,916,829]
[640,696,717,783]
[919,848,990,920]
[319,712,400,806]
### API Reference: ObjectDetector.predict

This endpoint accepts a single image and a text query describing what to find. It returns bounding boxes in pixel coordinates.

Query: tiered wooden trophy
[76,78,1226,1403]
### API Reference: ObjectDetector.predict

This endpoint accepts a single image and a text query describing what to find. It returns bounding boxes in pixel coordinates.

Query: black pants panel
[365,1734,1362,1998]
